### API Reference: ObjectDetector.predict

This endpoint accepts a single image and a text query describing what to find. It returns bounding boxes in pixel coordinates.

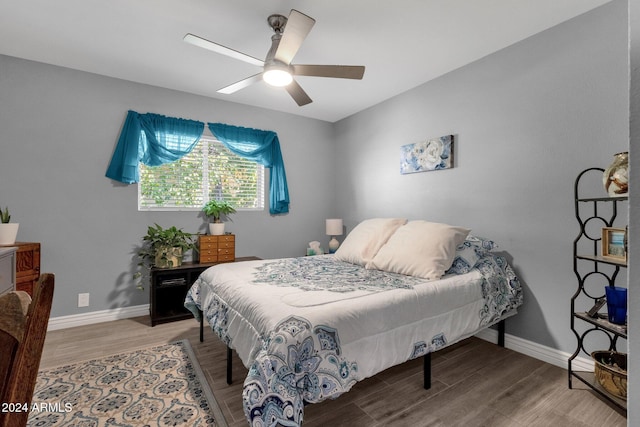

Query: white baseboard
[475,327,594,372]
[47,304,150,331]
[48,306,594,372]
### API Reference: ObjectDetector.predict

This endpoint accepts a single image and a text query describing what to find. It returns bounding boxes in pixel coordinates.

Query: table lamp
[326,219,343,253]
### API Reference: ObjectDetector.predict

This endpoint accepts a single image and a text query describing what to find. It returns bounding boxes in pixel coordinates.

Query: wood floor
[39,317,627,427]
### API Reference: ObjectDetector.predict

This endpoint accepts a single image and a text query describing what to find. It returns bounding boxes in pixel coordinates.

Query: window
[138,136,265,211]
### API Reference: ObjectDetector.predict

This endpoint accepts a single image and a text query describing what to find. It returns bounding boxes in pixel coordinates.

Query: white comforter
[185,253,522,427]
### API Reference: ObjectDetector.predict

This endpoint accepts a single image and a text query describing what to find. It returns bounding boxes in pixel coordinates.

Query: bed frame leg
[227,347,233,385]
[498,319,505,347]
[196,307,233,385]
[422,319,506,391]
[423,352,432,390]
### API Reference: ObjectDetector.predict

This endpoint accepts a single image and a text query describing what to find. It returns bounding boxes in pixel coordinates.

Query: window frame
[137,135,266,212]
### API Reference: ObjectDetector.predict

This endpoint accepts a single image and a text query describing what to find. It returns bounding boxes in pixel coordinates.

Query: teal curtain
[106,111,204,183]
[208,123,290,215]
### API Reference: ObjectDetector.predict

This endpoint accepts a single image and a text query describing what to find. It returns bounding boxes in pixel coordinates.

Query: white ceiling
[0,0,611,123]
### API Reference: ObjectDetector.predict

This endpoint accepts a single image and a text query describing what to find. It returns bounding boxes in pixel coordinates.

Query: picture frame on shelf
[601,227,627,261]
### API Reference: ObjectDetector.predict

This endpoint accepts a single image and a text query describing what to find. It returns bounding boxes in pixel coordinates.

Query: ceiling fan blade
[293,64,365,80]
[217,73,263,94]
[274,10,315,65]
[285,79,312,106]
[184,33,264,67]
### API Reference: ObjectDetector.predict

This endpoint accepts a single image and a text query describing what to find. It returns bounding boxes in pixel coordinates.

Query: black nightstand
[150,257,259,326]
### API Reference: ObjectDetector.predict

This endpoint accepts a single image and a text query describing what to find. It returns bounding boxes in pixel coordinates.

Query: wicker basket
[591,351,627,399]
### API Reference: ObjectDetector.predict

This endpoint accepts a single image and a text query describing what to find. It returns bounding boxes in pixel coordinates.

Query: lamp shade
[326,219,343,236]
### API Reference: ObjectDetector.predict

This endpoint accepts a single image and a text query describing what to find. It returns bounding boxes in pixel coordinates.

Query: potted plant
[133,224,198,289]
[202,200,236,235]
[0,206,19,245]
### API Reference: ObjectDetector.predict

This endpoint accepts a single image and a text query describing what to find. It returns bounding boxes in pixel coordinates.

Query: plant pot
[154,246,183,269]
[209,222,225,236]
[0,223,19,245]
[592,350,627,399]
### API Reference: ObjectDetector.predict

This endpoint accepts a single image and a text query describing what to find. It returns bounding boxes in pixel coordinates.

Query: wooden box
[198,234,235,263]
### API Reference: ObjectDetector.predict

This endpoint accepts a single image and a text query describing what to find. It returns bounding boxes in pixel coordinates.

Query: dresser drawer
[199,248,235,262]
[218,247,234,256]
[199,234,235,242]
[199,241,218,250]
[199,234,234,250]
[199,248,219,258]
[218,234,235,243]
[199,254,218,263]
[218,253,235,262]
[218,240,235,249]
[199,235,217,251]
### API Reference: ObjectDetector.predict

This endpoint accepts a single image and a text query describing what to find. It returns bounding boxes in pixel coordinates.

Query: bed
[184,218,523,426]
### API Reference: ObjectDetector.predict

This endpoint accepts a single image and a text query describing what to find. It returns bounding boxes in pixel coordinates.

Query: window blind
[138,137,264,211]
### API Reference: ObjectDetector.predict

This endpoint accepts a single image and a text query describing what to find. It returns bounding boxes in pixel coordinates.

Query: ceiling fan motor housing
[267,14,288,34]
[263,14,292,85]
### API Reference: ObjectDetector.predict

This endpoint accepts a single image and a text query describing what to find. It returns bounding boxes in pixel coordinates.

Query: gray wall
[333,0,629,354]
[629,0,638,421]
[0,55,336,317]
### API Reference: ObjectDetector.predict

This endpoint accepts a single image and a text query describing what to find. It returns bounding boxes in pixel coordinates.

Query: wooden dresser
[0,247,17,296]
[198,234,235,263]
[12,242,40,296]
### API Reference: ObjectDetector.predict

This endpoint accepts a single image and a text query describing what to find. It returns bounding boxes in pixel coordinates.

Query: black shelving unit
[150,262,211,326]
[569,167,627,411]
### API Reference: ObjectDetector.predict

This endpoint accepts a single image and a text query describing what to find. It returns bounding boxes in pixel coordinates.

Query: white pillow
[334,218,408,266]
[367,220,471,279]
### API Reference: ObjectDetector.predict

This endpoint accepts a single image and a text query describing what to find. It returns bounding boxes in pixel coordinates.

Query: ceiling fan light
[263,67,293,87]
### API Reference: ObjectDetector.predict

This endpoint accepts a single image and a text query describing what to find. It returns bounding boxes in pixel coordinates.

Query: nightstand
[150,256,258,326]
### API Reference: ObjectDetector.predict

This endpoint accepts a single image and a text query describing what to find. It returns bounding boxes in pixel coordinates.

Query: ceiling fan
[183,9,365,106]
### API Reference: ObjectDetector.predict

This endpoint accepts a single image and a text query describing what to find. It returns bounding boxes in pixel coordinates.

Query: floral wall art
[400,135,454,174]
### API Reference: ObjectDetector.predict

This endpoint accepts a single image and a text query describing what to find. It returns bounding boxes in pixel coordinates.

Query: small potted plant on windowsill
[0,206,19,245]
[133,224,198,289]
[202,200,236,235]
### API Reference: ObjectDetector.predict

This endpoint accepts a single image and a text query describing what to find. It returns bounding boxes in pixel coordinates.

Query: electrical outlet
[78,293,90,307]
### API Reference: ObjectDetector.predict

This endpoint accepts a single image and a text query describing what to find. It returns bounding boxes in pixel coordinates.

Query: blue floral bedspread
[243,316,359,427]
[252,255,422,292]
[185,249,523,427]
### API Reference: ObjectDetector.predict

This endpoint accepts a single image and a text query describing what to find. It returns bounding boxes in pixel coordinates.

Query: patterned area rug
[27,340,227,427]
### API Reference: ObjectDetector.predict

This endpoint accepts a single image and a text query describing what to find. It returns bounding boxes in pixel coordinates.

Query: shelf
[570,371,626,410]
[575,254,627,267]
[157,278,188,288]
[573,312,627,338]
[570,168,628,416]
[151,267,203,327]
[576,196,627,202]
